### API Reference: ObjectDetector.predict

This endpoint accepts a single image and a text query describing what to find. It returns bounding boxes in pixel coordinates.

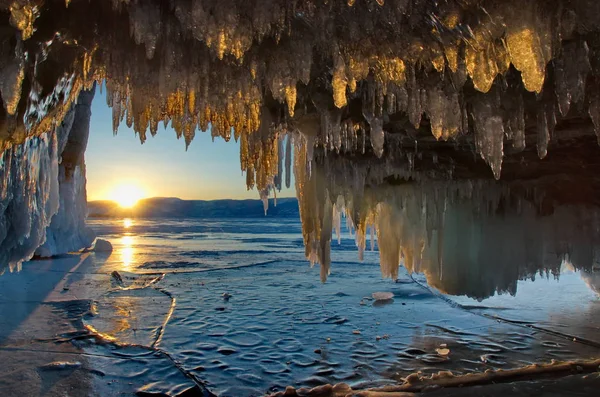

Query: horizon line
[88,195,298,203]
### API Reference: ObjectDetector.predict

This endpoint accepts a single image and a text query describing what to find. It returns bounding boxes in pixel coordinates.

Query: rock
[372,292,394,301]
[94,238,113,253]
[111,270,123,285]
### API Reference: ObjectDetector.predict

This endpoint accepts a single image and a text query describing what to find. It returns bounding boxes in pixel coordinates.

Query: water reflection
[120,235,136,271]
[123,218,133,229]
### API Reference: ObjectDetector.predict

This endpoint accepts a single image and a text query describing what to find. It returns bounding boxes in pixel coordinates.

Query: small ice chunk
[94,238,113,252]
[35,247,53,258]
[436,347,450,356]
[111,270,123,285]
[372,292,394,301]
[39,361,82,371]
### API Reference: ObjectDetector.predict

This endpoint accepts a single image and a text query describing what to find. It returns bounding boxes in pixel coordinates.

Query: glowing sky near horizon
[86,88,296,201]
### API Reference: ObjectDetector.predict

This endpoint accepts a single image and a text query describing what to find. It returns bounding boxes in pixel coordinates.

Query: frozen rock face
[0,125,60,271]
[34,89,96,258]
[0,89,94,271]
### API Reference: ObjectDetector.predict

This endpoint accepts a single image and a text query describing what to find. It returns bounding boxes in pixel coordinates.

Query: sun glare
[110,183,145,208]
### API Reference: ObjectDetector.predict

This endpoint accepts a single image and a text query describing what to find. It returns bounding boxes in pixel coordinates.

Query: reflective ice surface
[41,218,600,395]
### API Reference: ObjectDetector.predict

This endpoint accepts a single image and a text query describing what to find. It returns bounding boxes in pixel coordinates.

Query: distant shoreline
[87,197,299,219]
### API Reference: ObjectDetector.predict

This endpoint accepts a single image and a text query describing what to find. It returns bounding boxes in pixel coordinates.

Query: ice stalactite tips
[2,0,600,183]
[293,145,600,297]
[2,1,600,274]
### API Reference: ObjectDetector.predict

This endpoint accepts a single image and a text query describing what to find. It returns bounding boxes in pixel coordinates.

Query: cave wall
[0,88,95,271]
[34,87,95,258]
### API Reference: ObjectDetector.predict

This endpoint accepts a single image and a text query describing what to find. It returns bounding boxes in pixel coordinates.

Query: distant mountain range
[87,197,300,218]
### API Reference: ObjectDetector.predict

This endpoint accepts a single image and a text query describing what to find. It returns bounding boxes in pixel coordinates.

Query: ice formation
[0,88,95,271]
[2,0,600,275]
[290,132,600,292]
[34,88,96,257]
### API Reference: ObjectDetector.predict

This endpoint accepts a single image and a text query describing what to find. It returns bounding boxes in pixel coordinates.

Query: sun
[110,183,145,208]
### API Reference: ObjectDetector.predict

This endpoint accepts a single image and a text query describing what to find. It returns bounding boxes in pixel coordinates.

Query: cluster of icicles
[2,0,600,276]
[292,155,600,296]
[3,0,600,181]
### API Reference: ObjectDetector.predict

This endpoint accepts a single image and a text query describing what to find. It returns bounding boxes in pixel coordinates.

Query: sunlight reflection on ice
[120,235,136,271]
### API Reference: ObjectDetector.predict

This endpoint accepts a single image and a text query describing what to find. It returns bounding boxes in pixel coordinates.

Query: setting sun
[110,183,145,208]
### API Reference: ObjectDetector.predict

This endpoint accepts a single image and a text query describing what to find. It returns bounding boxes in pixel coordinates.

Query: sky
[86,87,296,201]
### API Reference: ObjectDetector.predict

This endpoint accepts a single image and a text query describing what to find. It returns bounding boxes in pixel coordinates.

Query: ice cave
[1,1,600,396]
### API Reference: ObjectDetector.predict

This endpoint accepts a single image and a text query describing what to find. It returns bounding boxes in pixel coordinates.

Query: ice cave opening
[1,1,600,396]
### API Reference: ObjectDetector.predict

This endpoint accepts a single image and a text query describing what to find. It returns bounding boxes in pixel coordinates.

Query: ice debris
[94,239,113,253]
[372,292,394,301]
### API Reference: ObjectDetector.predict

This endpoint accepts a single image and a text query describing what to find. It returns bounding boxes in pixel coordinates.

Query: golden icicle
[188,91,196,115]
[332,50,348,108]
[466,44,498,93]
[506,28,547,93]
[9,2,36,40]
[445,45,459,73]
[285,85,297,117]
[432,54,445,73]
[1,62,24,116]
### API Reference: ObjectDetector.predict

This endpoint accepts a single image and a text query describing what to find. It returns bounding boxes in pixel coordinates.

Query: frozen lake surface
[1,217,599,396]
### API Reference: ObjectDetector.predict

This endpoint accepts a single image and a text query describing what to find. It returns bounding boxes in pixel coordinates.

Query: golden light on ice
[120,235,135,271]
[110,183,145,208]
[123,218,133,229]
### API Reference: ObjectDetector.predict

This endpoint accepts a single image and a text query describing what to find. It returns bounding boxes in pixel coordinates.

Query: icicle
[508,92,526,150]
[554,41,590,117]
[332,113,342,153]
[260,189,269,215]
[332,46,347,108]
[426,86,461,141]
[319,197,333,282]
[285,134,292,188]
[333,205,342,245]
[505,4,551,94]
[407,66,422,128]
[0,56,24,116]
[363,110,385,158]
[472,93,504,180]
[589,80,600,145]
[536,107,549,159]
[275,134,284,191]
